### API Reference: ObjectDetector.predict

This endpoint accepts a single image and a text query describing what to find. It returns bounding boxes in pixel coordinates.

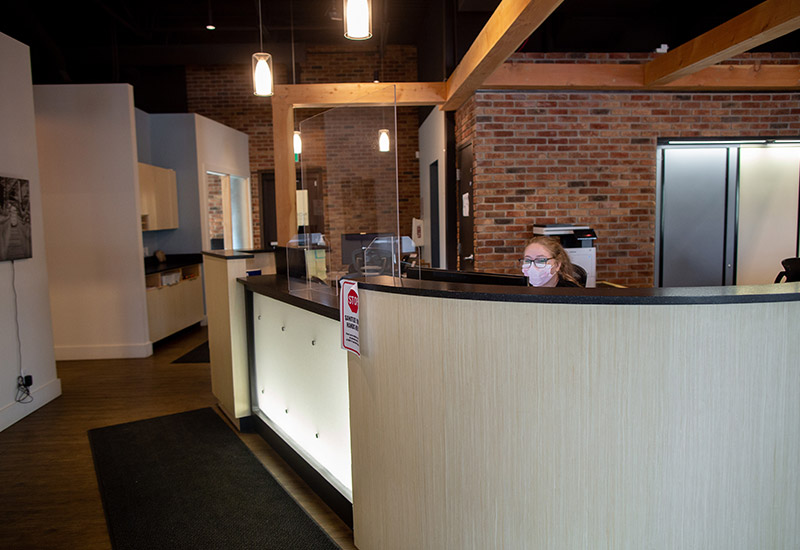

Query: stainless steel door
[658,147,732,287]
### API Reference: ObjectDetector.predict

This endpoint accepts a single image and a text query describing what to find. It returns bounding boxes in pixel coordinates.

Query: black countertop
[144,253,203,275]
[238,273,800,319]
[356,275,800,305]
[202,247,278,260]
[239,274,339,320]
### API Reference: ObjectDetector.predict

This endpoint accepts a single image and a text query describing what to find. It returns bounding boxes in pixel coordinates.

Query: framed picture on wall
[0,176,32,261]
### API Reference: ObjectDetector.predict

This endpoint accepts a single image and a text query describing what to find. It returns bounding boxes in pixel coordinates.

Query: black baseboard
[253,414,354,528]
[237,415,256,433]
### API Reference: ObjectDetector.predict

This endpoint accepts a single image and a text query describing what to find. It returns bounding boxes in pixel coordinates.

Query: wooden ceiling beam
[644,0,800,86]
[273,82,446,108]
[484,62,800,90]
[443,0,565,111]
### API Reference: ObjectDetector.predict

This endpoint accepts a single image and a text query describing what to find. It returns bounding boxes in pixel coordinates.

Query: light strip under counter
[250,292,352,499]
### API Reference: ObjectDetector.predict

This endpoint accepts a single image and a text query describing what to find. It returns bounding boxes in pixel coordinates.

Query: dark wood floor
[0,324,356,550]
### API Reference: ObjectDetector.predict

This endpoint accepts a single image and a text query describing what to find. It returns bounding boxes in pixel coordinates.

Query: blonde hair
[524,236,581,286]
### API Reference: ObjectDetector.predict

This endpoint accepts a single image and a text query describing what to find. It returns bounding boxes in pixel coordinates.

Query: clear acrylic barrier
[363,234,417,277]
[290,85,401,295]
[286,233,333,298]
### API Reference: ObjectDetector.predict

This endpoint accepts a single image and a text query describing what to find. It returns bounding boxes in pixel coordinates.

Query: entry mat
[88,408,341,549]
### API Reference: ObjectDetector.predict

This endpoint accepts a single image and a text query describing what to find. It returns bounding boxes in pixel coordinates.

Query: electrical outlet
[23,375,32,387]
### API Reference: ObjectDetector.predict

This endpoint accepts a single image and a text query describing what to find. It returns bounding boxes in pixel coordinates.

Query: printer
[532,224,597,287]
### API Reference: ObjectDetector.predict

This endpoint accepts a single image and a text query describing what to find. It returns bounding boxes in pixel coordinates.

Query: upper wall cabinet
[139,162,179,231]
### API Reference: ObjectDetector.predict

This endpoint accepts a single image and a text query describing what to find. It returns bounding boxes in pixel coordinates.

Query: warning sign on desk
[340,280,360,356]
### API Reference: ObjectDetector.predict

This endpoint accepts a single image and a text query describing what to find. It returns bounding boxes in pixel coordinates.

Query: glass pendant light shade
[293,131,302,155]
[252,53,273,96]
[378,129,390,152]
[344,0,372,40]
[206,0,215,30]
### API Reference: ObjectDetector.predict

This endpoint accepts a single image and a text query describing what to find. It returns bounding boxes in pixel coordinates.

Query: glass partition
[288,85,402,297]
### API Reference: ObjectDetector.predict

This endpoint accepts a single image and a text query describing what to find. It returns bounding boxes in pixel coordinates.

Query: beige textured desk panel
[348,290,800,550]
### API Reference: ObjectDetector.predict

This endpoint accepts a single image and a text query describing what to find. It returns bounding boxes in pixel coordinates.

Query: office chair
[572,264,588,287]
[774,257,800,283]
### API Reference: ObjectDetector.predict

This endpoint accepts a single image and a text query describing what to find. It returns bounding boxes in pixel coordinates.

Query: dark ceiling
[1,0,796,111]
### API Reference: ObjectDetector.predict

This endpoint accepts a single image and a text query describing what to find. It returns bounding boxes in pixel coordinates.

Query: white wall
[418,108,447,267]
[145,114,200,254]
[35,84,151,360]
[0,33,61,431]
[140,113,249,254]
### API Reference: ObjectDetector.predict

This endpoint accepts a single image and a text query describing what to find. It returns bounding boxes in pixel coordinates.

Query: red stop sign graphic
[347,288,359,313]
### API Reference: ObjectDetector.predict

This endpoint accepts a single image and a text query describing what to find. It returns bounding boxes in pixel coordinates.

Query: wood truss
[272,0,800,243]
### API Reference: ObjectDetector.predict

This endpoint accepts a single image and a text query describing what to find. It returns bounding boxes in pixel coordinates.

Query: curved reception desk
[239,274,800,550]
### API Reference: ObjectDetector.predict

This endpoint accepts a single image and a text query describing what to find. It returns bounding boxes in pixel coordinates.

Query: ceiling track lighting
[252,0,274,97]
[344,0,372,40]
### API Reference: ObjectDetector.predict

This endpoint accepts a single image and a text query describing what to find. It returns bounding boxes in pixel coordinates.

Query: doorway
[656,141,800,287]
[206,171,253,251]
[458,143,474,271]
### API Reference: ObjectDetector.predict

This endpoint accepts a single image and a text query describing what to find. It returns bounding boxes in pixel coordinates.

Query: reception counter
[236,273,800,549]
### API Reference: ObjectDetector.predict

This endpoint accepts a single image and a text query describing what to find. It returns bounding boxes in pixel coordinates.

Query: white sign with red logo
[340,280,360,356]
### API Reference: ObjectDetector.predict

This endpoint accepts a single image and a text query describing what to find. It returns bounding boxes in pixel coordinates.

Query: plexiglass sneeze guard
[288,85,406,299]
[259,86,406,501]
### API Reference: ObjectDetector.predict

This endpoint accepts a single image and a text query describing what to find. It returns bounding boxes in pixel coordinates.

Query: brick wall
[457,52,800,287]
[186,44,419,249]
[301,44,417,82]
[207,173,223,242]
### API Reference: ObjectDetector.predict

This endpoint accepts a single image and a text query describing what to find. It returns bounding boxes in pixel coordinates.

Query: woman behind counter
[520,236,582,288]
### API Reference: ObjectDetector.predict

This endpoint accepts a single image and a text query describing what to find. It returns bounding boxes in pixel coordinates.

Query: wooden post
[271,95,296,246]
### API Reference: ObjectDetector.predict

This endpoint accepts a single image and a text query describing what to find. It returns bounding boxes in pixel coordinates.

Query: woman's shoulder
[556,277,582,288]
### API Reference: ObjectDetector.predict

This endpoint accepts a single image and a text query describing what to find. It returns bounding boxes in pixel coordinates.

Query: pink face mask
[523,263,556,287]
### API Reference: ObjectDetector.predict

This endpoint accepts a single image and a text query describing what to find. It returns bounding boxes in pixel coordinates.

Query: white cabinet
[145,264,204,342]
[139,162,179,231]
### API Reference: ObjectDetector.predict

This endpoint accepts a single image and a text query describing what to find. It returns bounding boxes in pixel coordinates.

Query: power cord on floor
[16,376,33,403]
[11,260,33,404]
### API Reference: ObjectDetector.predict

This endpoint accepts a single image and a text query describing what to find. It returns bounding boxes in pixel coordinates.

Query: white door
[737,146,800,285]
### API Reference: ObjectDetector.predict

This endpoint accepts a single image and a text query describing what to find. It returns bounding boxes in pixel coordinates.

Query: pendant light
[252,0,273,96]
[293,131,303,155]
[344,0,372,40]
[290,0,302,159]
[206,0,215,30]
[378,129,390,152]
